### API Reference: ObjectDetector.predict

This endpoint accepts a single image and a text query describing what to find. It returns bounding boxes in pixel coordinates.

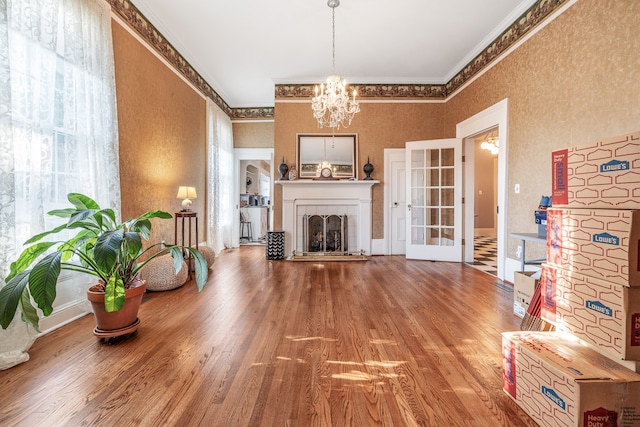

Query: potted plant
[0,193,208,336]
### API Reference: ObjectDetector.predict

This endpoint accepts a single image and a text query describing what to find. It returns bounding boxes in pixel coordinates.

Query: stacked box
[546,208,640,287]
[540,263,640,360]
[514,271,539,318]
[552,131,640,209]
[502,331,640,427]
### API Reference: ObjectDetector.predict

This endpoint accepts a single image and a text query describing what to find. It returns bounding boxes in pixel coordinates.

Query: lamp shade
[176,186,197,199]
[177,186,197,211]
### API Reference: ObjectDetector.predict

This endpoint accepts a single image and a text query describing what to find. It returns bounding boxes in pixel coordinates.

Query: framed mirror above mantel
[296,133,358,179]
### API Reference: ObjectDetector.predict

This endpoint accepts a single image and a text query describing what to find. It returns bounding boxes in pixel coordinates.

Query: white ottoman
[139,254,189,291]
[194,245,216,269]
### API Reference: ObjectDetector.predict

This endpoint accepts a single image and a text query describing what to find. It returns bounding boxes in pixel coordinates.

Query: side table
[175,211,198,276]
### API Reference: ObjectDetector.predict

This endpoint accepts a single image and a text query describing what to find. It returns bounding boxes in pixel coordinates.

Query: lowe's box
[547,208,640,287]
[514,271,539,318]
[540,263,640,360]
[502,331,640,427]
[552,131,640,209]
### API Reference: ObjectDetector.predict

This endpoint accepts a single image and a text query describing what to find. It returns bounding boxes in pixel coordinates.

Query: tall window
[207,100,235,253]
[0,0,120,276]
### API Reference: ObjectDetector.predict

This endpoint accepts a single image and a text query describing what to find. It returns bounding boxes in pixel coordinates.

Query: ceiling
[129,0,539,109]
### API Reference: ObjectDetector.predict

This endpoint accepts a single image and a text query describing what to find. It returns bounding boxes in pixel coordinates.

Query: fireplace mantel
[277,180,378,258]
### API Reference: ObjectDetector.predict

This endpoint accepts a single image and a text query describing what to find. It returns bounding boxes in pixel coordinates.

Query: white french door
[405,139,463,261]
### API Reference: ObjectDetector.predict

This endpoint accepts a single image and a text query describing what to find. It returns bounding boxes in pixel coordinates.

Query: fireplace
[304,214,348,254]
[277,180,377,259]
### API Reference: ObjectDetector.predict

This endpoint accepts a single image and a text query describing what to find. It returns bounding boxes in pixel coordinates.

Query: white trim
[371,239,385,255]
[456,98,509,280]
[383,148,405,255]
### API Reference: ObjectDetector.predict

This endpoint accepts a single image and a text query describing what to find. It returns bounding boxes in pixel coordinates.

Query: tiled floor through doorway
[469,235,497,276]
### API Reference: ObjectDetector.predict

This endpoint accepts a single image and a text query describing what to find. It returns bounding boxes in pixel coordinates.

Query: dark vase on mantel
[278,157,289,181]
[363,157,374,180]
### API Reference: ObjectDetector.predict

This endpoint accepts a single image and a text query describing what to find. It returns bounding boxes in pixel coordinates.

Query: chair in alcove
[240,211,253,243]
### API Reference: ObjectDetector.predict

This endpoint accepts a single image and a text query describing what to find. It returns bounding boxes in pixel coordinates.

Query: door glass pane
[412,207,425,226]
[427,189,439,206]
[441,148,454,166]
[442,208,454,226]
[411,189,425,207]
[441,188,454,207]
[411,227,425,244]
[441,227,454,246]
[411,150,424,168]
[427,150,440,167]
[411,169,425,187]
[427,208,439,226]
[428,169,439,186]
[426,227,440,245]
[441,168,454,187]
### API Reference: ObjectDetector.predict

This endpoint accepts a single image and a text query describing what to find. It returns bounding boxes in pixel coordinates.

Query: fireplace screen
[303,214,348,254]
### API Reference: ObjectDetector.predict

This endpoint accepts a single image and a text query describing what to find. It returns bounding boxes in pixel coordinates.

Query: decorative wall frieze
[275,84,446,100]
[107,0,234,118]
[232,108,276,120]
[445,0,570,95]
[110,0,569,120]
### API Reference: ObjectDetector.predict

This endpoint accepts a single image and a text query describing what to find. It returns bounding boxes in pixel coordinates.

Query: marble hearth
[277,180,377,259]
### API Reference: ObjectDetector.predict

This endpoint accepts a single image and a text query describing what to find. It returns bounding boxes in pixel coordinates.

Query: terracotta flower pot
[87,279,146,332]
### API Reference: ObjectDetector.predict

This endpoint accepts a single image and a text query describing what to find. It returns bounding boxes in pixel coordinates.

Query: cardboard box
[540,263,640,360]
[502,331,640,427]
[514,271,538,318]
[547,208,640,287]
[552,131,640,209]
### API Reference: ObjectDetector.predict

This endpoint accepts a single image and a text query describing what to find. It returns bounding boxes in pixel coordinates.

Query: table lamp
[177,186,197,211]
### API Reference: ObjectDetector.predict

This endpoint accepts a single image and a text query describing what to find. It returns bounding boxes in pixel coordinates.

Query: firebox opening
[304,214,348,255]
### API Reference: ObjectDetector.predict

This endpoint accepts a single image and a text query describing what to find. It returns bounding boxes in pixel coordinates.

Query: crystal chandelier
[481,133,499,155]
[311,0,360,129]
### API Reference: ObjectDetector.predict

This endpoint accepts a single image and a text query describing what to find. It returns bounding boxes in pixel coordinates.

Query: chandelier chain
[311,0,360,129]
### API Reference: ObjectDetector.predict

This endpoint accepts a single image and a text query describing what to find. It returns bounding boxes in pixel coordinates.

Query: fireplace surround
[277,180,377,259]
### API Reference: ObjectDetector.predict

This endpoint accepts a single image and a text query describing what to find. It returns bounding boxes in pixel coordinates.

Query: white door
[389,151,406,254]
[405,139,463,261]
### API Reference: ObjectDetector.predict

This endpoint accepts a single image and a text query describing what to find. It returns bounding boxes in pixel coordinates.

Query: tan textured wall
[233,122,274,148]
[444,0,640,259]
[273,102,446,237]
[474,140,496,229]
[112,21,207,247]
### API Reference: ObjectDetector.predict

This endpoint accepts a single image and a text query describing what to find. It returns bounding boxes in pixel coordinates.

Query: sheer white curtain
[207,100,235,254]
[0,0,120,276]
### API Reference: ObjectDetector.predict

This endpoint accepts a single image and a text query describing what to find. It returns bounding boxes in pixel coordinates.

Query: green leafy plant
[0,193,208,330]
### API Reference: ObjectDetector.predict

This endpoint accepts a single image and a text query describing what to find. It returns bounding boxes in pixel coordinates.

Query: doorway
[467,127,499,276]
[383,99,508,279]
[234,148,274,247]
[457,99,508,280]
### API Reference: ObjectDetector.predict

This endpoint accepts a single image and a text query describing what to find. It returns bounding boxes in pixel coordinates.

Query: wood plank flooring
[0,246,538,426]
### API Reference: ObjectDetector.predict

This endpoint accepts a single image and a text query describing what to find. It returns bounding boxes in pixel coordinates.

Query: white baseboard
[371,239,385,255]
[38,300,91,335]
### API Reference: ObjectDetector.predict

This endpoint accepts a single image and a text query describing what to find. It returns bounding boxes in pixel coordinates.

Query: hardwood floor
[0,246,537,426]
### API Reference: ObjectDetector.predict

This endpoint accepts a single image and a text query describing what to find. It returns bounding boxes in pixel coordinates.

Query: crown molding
[107,0,233,117]
[109,0,570,122]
